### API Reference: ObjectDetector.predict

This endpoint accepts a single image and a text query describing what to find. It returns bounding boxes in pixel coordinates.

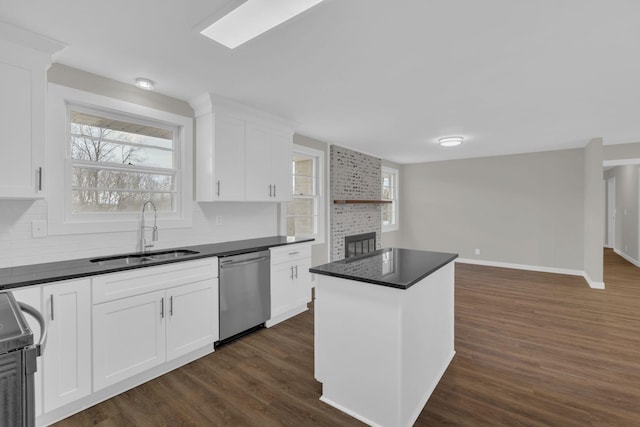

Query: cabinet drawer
[270,243,311,265]
[92,258,218,304]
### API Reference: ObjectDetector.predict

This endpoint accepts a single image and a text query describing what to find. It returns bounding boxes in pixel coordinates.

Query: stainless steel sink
[90,254,154,266]
[90,249,199,266]
[146,249,200,261]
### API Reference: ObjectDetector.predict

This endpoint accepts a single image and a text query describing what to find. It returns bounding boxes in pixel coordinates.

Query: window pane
[71,135,173,168]
[293,175,314,195]
[70,110,174,169]
[72,167,175,192]
[293,157,313,175]
[287,215,315,235]
[72,190,174,213]
[382,173,393,199]
[382,204,392,225]
[71,111,173,148]
[287,198,314,216]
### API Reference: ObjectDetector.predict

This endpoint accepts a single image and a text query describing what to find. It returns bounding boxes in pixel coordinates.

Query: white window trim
[280,144,325,244]
[47,83,193,235]
[382,166,399,232]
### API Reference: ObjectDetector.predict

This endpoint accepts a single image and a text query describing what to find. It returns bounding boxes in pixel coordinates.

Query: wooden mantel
[333,200,393,205]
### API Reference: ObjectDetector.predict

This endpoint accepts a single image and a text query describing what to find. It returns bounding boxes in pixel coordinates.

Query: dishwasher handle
[220,256,269,269]
[19,302,47,357]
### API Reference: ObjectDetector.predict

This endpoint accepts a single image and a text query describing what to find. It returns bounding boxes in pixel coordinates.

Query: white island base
[314,261,455,427]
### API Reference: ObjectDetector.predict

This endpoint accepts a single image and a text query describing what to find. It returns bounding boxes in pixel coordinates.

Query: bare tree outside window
[69,110,177,213]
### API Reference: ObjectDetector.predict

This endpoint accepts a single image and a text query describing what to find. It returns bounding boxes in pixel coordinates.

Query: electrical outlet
[31,220,47,238]
[215,215,223,225]
[475,248,480,256]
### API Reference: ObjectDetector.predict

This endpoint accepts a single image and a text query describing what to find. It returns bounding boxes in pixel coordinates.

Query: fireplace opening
[345,232,376,258]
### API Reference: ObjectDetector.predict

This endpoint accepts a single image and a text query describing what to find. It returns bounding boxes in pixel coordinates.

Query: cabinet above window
[191,94,294,203]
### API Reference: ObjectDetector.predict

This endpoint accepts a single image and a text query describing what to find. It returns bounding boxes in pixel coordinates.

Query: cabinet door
[0,43,46,198]
[166,278,218,360]
[245,122,273,201]
[270,262,296,318]
[42,279,91,412]
[12,286,43,416]
[214,114,245,201]
[293,259,312,307]
[270,129,293,202]
[93,290,166,391]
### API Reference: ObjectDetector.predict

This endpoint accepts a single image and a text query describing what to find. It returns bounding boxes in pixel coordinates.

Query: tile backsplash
[0,200,278,268]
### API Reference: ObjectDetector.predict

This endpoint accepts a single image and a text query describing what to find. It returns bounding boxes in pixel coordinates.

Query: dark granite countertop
[0,236,314,290]
[309,248,458,289]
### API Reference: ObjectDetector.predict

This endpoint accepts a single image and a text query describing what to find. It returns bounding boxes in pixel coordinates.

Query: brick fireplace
[330,145,382,261]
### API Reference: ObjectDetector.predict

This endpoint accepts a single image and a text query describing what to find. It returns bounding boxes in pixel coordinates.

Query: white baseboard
[582,273,605,289]
[456,258,584,276]
[456,258,605,289]
[613,248,640,268]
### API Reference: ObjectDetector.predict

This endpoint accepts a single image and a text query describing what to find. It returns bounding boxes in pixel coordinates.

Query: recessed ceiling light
[135,78,154,90]
[200,0,325,49]
[438,136,463,147]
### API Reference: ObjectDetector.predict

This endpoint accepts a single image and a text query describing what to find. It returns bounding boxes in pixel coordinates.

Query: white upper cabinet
[191,93,294,202]
[245,123,293,202]
[0,23,65,199]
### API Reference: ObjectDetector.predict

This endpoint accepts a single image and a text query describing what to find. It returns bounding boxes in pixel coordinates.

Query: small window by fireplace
[345,232,377,258]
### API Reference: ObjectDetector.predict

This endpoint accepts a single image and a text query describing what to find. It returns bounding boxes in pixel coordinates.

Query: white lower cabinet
[92,258,219,392]
[166,279,218,360]
[267,243,313,327]
[92,290,166,391]
[42,279,92,412]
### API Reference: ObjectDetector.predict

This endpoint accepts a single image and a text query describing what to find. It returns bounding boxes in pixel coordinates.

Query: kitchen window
[285,145,324,242]
[382,166,399,232]
[47,83,193,235]
[69,107,177,214]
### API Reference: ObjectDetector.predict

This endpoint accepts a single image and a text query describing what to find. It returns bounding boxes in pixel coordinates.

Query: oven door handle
[220,256,269,269]
[19,302,47,357]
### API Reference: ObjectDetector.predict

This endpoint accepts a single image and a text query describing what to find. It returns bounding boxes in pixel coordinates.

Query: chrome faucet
[140,201,158,253]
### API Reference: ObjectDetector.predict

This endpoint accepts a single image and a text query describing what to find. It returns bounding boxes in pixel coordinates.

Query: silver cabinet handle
[288,251,299,256]
[37,167,43,191]
[216,180,221,197]
[269,184,273,197]
[170,296,173,316]
[50,294,54,321]
[290,265,294,279]
[295,265,298,279]
[160,297,165,318]
[273,184,276,198]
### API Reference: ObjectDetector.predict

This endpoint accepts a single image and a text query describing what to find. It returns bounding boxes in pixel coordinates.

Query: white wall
[0,65,279,268]
[583,138,605,287]
[399,148,586,272]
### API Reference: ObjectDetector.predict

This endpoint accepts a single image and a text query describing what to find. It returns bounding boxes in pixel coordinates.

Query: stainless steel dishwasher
[218,250,270,342]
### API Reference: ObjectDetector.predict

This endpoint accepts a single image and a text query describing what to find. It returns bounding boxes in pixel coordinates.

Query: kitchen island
[310,248,458,427]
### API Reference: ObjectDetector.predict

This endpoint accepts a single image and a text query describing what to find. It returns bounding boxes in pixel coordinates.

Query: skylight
[200,0,324,49]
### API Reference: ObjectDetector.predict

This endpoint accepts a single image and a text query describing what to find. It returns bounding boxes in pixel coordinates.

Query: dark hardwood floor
[55,249,640,426]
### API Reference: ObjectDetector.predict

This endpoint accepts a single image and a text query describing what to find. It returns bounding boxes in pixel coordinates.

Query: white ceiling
[2,0,640,164]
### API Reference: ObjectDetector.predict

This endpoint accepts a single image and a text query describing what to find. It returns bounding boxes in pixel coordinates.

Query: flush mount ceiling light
[135,78,154,90]
[438,136,463,147]
[200,0,325,49]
